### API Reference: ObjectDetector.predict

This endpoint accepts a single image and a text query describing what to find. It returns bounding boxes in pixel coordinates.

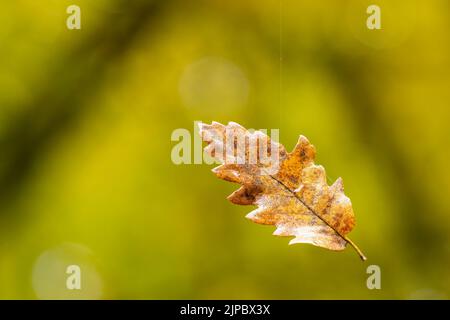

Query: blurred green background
[0,0,449,299]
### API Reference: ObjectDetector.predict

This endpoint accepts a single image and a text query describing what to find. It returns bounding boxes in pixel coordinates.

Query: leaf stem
[343,236,367,261]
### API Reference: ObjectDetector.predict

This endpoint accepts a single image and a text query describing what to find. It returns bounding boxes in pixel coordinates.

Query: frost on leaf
[199,121,366,260]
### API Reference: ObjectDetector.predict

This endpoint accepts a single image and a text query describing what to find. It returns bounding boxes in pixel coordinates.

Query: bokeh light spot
[179,56,249,112]
[32,243,103,300]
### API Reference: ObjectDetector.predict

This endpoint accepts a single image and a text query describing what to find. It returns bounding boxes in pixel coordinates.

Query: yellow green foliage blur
[0,0,449,299]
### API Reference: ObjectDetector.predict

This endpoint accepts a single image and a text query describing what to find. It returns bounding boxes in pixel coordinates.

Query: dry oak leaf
[199,121,366,261]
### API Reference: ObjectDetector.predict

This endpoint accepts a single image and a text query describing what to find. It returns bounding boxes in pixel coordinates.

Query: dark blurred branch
[323,47,445,266]
[0,0,166,206]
